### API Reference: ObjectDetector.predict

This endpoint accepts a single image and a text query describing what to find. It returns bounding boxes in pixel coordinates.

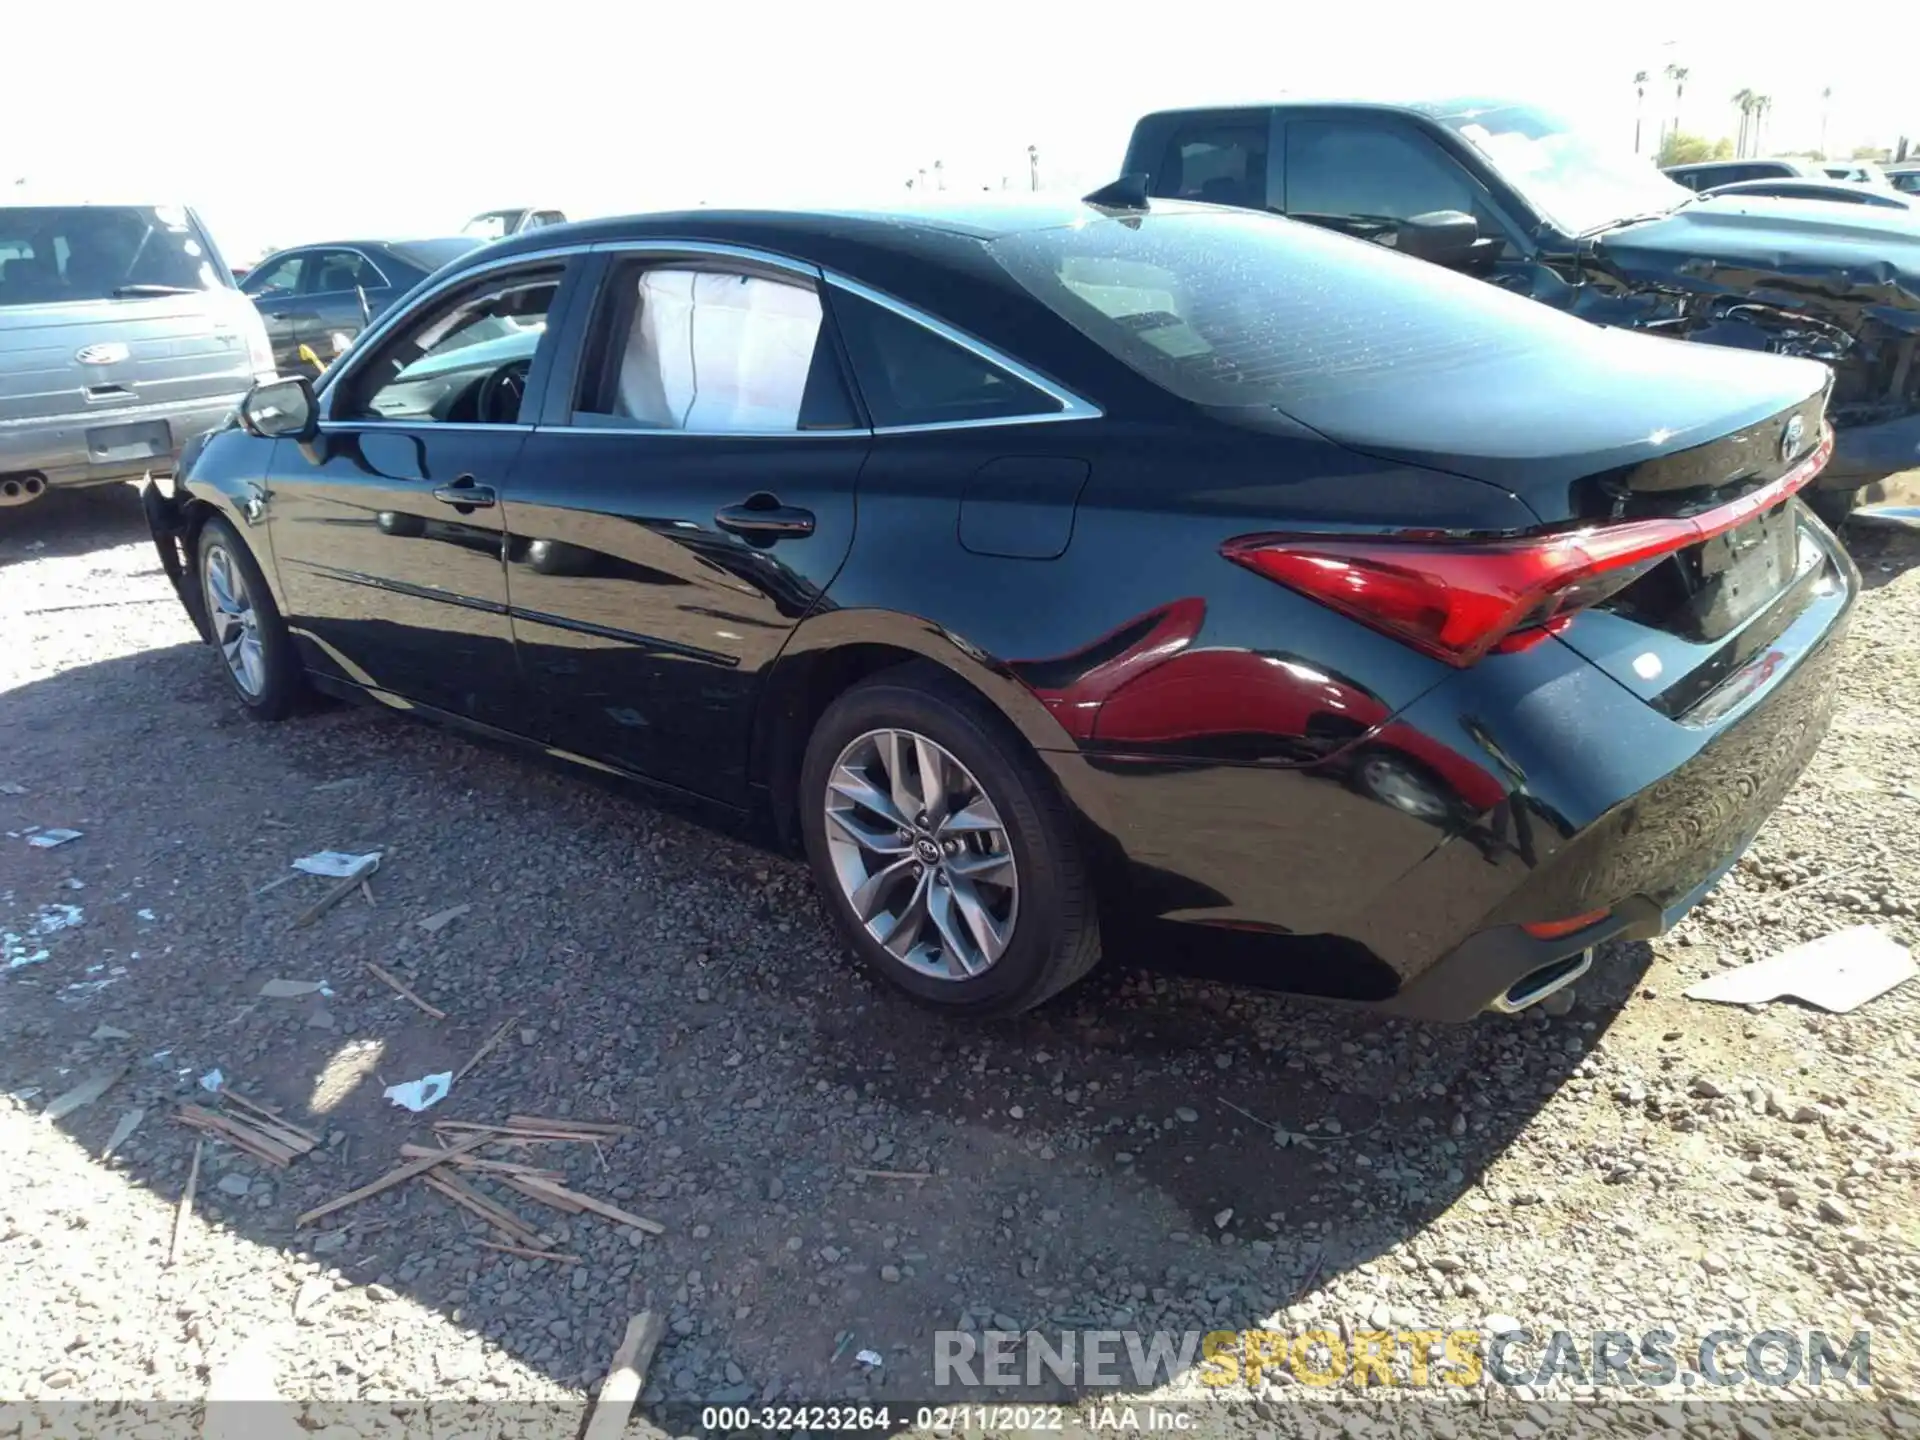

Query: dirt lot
[2,486,1918,1436]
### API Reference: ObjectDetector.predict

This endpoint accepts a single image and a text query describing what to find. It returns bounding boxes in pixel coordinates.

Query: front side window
[576,263,856,433]
[244,252,305,299]
[1285,122,1500,246]
[341,269,558,424]
[829,288,1058,429]
[0,205,223,307]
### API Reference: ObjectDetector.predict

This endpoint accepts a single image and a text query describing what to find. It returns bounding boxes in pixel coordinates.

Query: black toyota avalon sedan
[145,196,1856,1022]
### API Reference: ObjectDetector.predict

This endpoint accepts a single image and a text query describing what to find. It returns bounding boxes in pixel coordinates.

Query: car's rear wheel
[197,514,302,721]
[799,665,1100,1016]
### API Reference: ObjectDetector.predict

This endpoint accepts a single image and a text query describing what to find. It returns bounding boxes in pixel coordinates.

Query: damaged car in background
[1123,97,1920,523]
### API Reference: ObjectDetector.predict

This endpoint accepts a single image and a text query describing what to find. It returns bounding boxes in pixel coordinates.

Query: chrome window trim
[315,235,1106,438]
[317,420,534,436]
[317,241,591,422]
[823,273,1103,431]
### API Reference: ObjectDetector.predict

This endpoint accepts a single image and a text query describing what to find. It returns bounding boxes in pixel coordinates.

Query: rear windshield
[391,238,483,275]
[990,208,1574,410]
[0,206,225,308]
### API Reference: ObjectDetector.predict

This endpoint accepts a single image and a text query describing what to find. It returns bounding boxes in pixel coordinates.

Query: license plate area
[1680,502,1798,638]
[86,419,172,464]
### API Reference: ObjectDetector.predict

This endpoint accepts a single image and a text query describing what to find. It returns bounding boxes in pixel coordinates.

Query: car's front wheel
[799,664,1100,1016]
[196,514,303,721]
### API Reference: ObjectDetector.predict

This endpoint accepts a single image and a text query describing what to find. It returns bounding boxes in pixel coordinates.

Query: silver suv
[1,203,274,509]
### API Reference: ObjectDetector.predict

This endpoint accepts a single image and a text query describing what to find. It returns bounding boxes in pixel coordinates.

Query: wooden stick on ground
[852,1167,934,1182]
[478,1239,580,1265]
[507,1174,585,1213]
[514,1176,664,1235]
[169,1141,202,1267]
[396,1144,563,1180]
[585,1312,666,1440]
[506,1115,633,1136]
[176,1106,298,1167]
[423,1172,547,1248]
[365,963,448,1021]
[296,1132,488,1228]
[291,856,379,930]
[222,1091,322,1146]
[453,1017,516,1083]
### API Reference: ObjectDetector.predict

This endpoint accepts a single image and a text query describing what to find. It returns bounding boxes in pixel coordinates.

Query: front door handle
[432,476,496,510]
[715,495,814,539]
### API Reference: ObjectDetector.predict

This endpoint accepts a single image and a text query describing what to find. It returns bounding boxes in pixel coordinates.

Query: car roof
[258,237,470,258]
[1133,93,1517,122]
[468,195,1220,267]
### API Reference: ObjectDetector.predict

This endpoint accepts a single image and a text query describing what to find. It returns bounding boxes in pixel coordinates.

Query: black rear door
[500,247,865,804]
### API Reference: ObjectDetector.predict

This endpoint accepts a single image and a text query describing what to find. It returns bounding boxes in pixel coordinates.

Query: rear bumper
[1089,516,1857,1021]
[1825,410,1920,488]
[0,393,245,490]
[1372,527,1855,1020]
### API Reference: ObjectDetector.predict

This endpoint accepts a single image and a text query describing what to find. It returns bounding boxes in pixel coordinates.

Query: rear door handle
[432,477,496,510]
[715,497,814,538]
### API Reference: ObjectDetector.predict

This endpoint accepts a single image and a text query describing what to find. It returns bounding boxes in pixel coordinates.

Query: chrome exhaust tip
[0,473,48,508]
[1489,947,1594,1015]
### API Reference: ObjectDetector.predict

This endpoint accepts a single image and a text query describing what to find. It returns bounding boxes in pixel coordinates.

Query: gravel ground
[2,484,1918,1438]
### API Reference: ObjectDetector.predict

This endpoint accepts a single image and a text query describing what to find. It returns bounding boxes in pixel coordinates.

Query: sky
[4,0,1910,262]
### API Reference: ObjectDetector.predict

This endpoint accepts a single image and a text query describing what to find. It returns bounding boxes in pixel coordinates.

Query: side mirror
[1394,210,1480,266]
[238,376,317,440]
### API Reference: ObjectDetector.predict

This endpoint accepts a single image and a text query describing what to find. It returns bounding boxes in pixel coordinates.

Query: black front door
[265,258,571,731]
[267,424,524,728]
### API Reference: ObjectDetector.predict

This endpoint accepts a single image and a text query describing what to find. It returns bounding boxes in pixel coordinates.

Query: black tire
[799,663,1101,1017]
[1806,486,1860,530]
[195,513,303,721]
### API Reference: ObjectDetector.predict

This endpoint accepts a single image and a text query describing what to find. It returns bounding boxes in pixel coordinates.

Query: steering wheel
[476,361,529,424]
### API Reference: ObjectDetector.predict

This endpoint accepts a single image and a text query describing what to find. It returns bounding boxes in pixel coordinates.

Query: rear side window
[828,287,1059,429]
[1152,125,1270,209]
[305,249,388,293]
[0,205,223,307]
[574,263,858,433]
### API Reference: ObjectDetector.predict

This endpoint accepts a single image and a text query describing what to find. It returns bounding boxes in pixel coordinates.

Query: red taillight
[1223,424,1832,667]
[1522,909,1611,940]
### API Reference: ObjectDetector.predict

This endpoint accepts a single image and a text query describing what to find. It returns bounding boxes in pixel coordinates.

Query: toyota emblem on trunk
[75,342,129,366]
[1780,414,1805,464]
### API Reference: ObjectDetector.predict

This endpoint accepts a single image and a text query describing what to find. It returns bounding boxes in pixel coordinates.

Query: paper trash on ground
[199,1068,224,1093]
[383,1071,453,1112]
[259,979,327,999]
[27,829,83,849]
[854,1350,884,1368]
[1685,926,1916,1013]
[292,850,382,878]
[417,904,472,934]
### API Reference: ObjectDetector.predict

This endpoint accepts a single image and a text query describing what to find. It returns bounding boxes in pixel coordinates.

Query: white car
[459,208,569,242]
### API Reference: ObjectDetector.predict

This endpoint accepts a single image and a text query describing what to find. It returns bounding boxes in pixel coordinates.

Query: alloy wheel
[822,728,1020,981]
[202,542,266,698]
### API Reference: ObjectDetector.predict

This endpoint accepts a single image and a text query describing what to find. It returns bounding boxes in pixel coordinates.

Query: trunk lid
[0,293,258,424]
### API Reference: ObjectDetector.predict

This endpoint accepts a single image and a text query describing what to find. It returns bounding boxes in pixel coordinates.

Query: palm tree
[1634,71,1650,153]
[1733,89,1755,157]
[1820,86,1833,159]
[1752,94,1773,156]
[1028,144,1040,192]
[1665,63,1690,144]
